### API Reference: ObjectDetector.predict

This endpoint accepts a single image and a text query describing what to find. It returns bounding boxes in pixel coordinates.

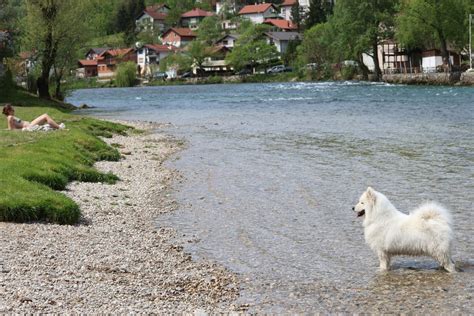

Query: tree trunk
[372,40,382,81]
[37,76,50,99]
[54,74,63,100]
[36,2,59,99]
[437,30,451,72]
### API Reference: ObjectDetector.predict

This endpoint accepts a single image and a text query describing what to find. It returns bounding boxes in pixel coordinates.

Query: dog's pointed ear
[366,187,376,202]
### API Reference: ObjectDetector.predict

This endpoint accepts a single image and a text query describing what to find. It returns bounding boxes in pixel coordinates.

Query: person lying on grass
[2,104,65,130]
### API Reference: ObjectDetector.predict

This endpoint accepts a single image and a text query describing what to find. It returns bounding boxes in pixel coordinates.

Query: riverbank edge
[66,72,474,93]
[382,71,474,86]
[1,120,242,313]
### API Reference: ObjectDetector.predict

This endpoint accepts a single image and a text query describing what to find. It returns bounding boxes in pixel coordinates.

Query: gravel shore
[0,122,240,313]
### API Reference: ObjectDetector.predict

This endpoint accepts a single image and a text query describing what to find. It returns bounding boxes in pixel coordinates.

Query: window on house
[223,40,228,45]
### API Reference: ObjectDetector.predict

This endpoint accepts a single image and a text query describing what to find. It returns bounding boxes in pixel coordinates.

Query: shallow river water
[68,82,473,313]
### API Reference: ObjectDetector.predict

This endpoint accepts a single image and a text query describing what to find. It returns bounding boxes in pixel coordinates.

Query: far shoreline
[65,72,474,93]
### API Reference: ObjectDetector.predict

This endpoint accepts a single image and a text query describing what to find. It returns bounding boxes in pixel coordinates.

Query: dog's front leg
[378,251,391,271]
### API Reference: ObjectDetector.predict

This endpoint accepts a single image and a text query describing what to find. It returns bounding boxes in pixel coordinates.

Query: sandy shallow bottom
[0,122,240,314]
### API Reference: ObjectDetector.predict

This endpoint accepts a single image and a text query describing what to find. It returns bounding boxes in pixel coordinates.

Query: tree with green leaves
[115,61,137,87]
[0,0,25,31]
[163,0,195,26]
[197,16,224,45]
[187,40,216,75]
[297,22,336,65]
[305,0,334,29]
[329,0,398,80]
[22,0,93,99]
[226,23,279,72]
[84,0,119,36]
[159,52,193,74]
[396,0,471,69]
[290,2,303,32]
[113,0,145,45]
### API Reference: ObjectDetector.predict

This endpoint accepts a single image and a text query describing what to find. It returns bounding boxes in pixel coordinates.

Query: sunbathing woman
[2,104,64,130]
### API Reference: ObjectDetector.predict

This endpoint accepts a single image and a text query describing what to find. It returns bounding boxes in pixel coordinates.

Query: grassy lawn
[0,89,131,224]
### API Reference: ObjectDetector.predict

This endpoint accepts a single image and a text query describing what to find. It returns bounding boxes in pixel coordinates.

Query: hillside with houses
[0,0,473,99]
[76,1,308,81]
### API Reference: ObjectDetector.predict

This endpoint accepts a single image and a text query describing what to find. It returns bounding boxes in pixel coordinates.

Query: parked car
[342,60,358,67]
[305,63,319,70]
[179,71,192,78]
[235,68,252,75]
[267,65,285,73]
[153,72,168,79]
[267,65,293,74]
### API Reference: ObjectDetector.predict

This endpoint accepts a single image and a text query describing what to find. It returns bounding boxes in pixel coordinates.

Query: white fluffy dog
[353,187,455,272]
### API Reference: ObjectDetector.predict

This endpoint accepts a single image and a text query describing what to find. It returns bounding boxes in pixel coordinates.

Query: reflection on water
[67,82,474,313]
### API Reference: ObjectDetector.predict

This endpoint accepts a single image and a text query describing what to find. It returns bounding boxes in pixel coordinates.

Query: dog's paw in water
[353,187,456,273]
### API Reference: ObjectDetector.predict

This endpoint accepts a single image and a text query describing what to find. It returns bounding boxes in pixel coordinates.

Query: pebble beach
[0,122,240,313]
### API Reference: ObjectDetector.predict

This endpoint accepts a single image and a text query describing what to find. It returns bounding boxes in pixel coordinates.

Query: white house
[421,49,460,73]
[136,4,170,33]
[215,34,240,49]
[280,0,310,20]
[280,0,296,20]
[238,3,279,24]
[216,0,239,15]
[265,32,302,54]
[216,1,225,14]
[136,44,176,77]
[221,19,239,31]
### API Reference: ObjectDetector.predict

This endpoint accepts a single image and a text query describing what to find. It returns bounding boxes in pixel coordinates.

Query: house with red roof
[180,8,214,30]
[136,44,177,77]
[97,48,137,78]
[263,19,297,32]
[136,4,170,33]
[238,3,279,24]
[162,28,197,48]
[77,60,98,78]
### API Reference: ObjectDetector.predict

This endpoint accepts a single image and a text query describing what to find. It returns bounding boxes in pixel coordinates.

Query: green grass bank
[0,89,131,224]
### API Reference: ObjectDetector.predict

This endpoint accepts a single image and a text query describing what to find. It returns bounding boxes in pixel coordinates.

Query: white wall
[137,47,172,76]
[219,36,236,48]
[281,6,291,20]
[422,56,453,73]
[242,13,265,24]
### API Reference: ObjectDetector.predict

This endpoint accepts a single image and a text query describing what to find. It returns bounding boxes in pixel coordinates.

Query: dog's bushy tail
[411,202,452,226]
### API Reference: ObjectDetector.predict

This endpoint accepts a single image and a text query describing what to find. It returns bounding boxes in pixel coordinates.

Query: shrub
[204,75,223,84]
[341,65,359,80]
[115,61,137,87]
[0,69,14,98]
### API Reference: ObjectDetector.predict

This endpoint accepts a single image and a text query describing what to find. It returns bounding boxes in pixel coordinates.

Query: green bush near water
[115,62,137,87]
[0,91,131,224]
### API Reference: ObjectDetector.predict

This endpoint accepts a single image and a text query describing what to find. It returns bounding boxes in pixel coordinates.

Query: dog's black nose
[352,207,355,211]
